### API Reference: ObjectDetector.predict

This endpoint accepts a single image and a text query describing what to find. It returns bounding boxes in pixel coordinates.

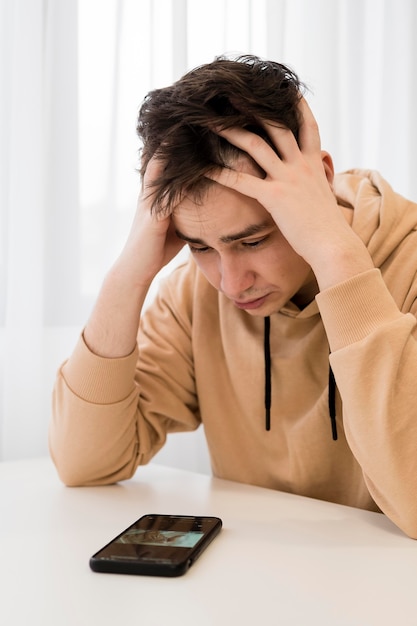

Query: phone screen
[90,514,222,576]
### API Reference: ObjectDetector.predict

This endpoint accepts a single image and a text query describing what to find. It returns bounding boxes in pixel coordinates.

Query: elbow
[50,451,133,487]
[51,462,93,488]
[381,501,417,540]
[395,517,417,540]
[49,445,99,487]
[49,434,139,487]
[48,425,95,486]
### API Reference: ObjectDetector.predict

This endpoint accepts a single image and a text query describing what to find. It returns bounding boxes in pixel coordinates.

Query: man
[50,55,417,538]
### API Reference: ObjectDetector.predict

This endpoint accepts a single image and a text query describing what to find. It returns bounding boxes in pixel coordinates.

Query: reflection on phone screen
[116,529,204,548]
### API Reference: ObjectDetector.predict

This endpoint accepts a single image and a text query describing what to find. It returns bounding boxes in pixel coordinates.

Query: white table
[1,457,417,626]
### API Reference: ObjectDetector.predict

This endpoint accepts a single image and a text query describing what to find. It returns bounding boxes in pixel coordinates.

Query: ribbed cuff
[316,269,401,352]
[62,333,139,404]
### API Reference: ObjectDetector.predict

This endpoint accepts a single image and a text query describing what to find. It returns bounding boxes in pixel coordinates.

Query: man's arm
[50,263,200,487]
[50,158,187,485]
[317,267,417,538]
[84,157,184,358]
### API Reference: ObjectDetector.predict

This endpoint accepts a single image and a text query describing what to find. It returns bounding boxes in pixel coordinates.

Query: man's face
[173,173,318,316]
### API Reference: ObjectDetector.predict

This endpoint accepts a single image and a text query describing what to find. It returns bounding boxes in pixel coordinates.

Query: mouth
[232,295,269,310]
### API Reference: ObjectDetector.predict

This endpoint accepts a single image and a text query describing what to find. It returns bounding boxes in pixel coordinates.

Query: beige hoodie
[50,170,417,538]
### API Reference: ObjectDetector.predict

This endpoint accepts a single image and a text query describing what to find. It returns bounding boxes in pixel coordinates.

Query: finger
[216,126,284,174]
[206,166,264,201]
[297,97,322,154]
[141,155,166,208]
[261,120,301,161]
[143,154,164,184]
[218,122,303,170]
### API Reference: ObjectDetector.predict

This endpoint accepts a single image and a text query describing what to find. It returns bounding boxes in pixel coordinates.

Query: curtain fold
[1,0,48,459]
[1,0,417,464]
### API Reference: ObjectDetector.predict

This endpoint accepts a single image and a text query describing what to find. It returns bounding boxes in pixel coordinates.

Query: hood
[334,169,417,268]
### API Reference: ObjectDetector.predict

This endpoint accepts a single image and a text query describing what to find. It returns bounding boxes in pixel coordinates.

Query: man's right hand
[116,156,185,289]
[83,156,185,358]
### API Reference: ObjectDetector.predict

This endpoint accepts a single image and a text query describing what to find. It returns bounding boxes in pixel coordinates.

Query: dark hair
[137,54,305,214]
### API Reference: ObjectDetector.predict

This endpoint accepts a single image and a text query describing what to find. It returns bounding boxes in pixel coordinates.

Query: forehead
[172,155,272,240]
[173,181,274,242]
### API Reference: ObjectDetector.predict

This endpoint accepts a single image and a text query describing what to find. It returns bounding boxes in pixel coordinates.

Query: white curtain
[1,0,417,469]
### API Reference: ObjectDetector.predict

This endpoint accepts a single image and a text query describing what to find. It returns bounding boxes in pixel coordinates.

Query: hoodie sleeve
[316,267,417,538]
[49,263,201,487]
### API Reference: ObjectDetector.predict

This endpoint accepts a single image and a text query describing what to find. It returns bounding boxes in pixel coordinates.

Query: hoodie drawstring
[328,366,338,440]
[263,316,338,440]
[264,316,271,431]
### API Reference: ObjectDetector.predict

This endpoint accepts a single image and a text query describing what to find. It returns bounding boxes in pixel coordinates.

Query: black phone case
[89,514,222,577]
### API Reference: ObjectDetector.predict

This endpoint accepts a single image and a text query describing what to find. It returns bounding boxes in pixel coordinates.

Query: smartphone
[89,514,222,577]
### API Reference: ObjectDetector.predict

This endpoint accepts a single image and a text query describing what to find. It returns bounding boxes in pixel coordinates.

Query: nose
[218,254,255,299]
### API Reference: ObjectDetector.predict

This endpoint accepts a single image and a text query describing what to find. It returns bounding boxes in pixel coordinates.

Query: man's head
[137,54,305,214]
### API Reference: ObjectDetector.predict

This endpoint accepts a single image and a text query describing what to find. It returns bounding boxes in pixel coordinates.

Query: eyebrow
[175,221,272,245]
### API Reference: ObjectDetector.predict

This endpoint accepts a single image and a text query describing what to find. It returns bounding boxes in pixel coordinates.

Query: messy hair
[137,54,305,214]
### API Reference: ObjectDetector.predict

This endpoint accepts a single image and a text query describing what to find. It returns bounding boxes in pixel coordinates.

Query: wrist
[84,264,149,359]
[311,236,374,292]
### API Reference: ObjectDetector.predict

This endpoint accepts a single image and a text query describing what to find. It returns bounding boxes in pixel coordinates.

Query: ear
[321,151,334,185]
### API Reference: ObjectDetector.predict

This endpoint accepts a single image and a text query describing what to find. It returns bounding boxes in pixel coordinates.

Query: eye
[242,236,267,248]
[188,244,211,254]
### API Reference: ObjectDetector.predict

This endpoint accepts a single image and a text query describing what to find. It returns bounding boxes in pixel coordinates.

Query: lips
[232,295,268,310]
